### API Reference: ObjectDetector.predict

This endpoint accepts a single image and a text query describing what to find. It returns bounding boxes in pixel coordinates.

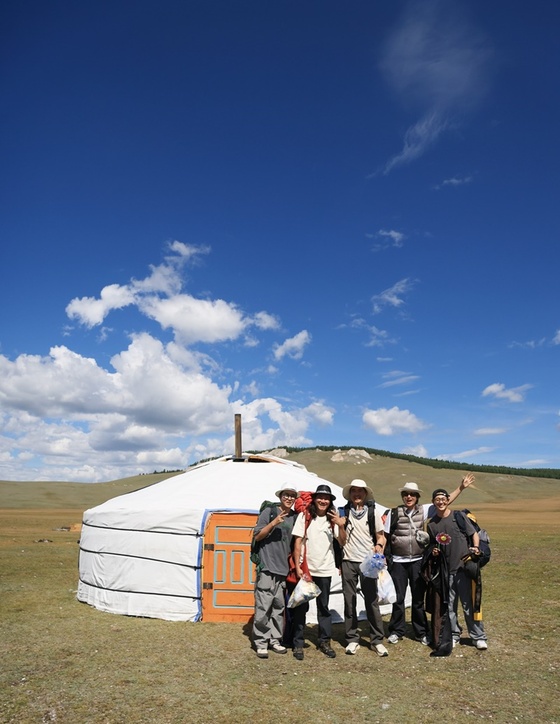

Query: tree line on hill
[150,447,560,479]
[282,446,560,479]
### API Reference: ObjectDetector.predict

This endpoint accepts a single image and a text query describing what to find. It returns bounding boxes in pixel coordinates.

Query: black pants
[388,559,428,640]
[281,579,296,648]
[291,576,332,647]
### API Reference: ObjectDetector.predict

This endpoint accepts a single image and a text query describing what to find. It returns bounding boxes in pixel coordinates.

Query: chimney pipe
[234,414,243,459]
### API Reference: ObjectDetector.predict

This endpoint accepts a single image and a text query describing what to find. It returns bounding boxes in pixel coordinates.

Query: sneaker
[373,643,389,657]
[269,642,287,654]
[452,639,458,648]
[317,641,336,658]
[293,647,304,660]
[256,648,268,659]
[345,642,359,655]
[420,636,430,646]
[387,634,400,645]
[475,640,488,650]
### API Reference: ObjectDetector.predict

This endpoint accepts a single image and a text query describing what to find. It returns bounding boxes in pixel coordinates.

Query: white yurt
[77,452,394,623]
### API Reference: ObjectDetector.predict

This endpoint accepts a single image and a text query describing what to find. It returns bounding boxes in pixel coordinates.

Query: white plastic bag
[287,577,321,608]
[377,567,397,605]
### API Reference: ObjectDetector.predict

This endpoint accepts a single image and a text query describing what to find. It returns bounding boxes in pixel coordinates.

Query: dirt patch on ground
[0,509,83,542]
[466,496,560,531]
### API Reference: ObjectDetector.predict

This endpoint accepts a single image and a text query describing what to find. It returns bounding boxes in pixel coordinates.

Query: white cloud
[242,380,260,398]
[167,240,210,263]
[273,330,311,361]
[434,175,473,190]
[227,398,334,452]
[65,241,205,327]
[362,406,429,436]
[377,229,405,247]
[350,318,395,348]
[482,382,532,403]
[372,278,415,315]
[0,332,333,480]
[0,333,233,433]
[401,444,428,458]
[252,311,281,330]
[473,427,507,436]
[436,446,494,461]
[0,265,329,484]
[383,111,448,174]
[378,0,492,174]
[66,283,136,327]
[66,243,280,349]
[552,330,560,345]
[304,401,335,427]
[137,447,185,468]
[141,294,246,344]
[517,458,548,467]
[379,370,420,388]
[508,338,547,349]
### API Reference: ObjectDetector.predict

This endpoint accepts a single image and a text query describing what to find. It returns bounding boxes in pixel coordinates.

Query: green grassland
[1,452,559,723]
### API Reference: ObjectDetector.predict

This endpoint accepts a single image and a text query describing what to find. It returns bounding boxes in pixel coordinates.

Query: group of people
[252,473,488,659]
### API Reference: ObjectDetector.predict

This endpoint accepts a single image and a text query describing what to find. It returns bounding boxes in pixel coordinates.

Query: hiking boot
[269,642,287,654]
[387,634,400,644]
[293,647,304,660]
[317,641,336,658]
[345,642,359,655]
[372,643,388,657]
[256,648,268,659]
[475,640,488,650]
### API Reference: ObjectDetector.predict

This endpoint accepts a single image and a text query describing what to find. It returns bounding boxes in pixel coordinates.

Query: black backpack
[454,509,491,567]
[339,500,385,568]
[341,499,378,535]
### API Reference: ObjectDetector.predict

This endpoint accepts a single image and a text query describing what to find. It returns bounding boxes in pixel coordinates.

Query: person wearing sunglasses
[384,474,475,646]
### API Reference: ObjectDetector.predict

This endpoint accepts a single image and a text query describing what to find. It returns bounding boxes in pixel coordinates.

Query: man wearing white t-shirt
[291,484,346,660]
[340,479,388,657]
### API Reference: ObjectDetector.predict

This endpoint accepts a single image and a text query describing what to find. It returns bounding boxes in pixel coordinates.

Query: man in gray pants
[340,479,389,657]
[427,488,488,652]
[252,486,298,659]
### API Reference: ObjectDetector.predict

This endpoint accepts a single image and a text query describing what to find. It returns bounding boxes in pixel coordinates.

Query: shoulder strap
[363,500,377,542]
[302,508,313,538]
[389,506,400,536]
[453,510,471,542]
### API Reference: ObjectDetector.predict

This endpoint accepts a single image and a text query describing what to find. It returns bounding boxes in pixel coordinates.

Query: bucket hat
[399,482,423,496]
[342,479,374,502]
[275,486,298,499]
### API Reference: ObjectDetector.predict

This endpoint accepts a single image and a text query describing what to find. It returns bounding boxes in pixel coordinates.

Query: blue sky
[1,0,559,482]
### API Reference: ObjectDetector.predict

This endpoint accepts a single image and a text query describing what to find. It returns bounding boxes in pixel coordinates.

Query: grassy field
[1,455,559,723]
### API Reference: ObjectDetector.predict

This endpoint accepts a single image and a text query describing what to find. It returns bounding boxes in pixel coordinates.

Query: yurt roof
[82,454,344,534]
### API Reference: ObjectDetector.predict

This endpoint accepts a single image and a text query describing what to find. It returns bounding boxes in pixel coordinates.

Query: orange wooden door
[201,513,257,622]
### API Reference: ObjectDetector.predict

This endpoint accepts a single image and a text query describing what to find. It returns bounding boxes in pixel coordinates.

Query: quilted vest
[390,505,424,558]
